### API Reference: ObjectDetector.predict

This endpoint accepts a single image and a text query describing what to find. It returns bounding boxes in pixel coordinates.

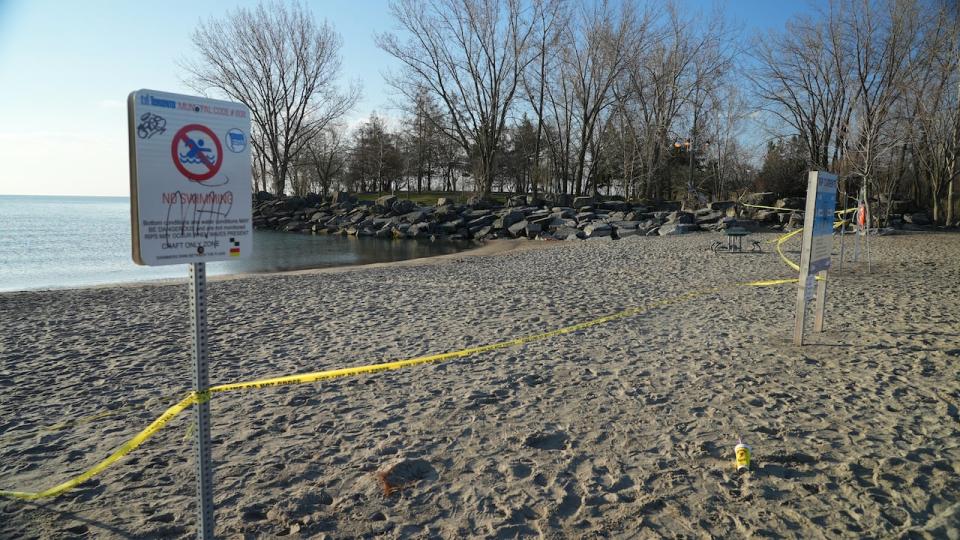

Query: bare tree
[400,88,447,192]
[561,1,642,196]
[183,1,359,196]
[302,124,348,195]
[705,85,751,201]
[377,0,540,195]
[622,4,729,201]
[751,7,854,172]
[520,0,566,196]
[908,2,960,225]
[840,0,924,224]
[252,145,269,194]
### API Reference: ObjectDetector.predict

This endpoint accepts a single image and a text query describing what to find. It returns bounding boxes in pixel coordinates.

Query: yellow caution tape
[741,203,799,212]
[6,213,866,501]
[773,215,855,274]
[0,275,806,501]
[0,393,199,500]
[775,229,803,271]
[741,203,859,216]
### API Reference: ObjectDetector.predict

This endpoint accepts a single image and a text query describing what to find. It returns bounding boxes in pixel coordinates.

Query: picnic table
[711,226,762,253]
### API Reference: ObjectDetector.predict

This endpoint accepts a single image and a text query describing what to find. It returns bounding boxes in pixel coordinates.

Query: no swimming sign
[127,89,252,266]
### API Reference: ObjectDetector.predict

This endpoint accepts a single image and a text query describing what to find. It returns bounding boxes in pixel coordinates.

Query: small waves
[178,153,217,164]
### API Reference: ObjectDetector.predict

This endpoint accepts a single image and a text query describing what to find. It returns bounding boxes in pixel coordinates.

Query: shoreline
[0,239,541,296]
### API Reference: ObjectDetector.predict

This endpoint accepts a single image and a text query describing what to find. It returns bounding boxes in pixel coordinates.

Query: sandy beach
[1,232,958,539]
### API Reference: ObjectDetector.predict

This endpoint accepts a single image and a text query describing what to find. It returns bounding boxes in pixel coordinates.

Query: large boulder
[598,200,631,212]
[498,210,526,228]
[406,222,432,238]
[553,226,584,240]
[530,214,557,228]
[583,222,612,238]
[610,221,640,230]
[401,210,429,224]
[376,194,398,208]
[754,210,780,223]
[658,222,700,236]
[658,223,681,236]
[466,195,495,209]
[391,199,417,214]
[667,211,695,224]
[695,211,724,225]
[716,217,738,230]
[441,219,465,233]
[434,205,460,221]
[637,219,660,234]
[776,197,805,211]
[506,195,527,207]
[741,192,776,207]
[507,220,529,237]
[572,196,595,209]
[467,215,496,229]
[471,225,493,239]
[904,212,930,226]
[708,200,736,212]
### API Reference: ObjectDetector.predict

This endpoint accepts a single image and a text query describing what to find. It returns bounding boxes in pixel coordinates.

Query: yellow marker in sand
[735,438,751,471]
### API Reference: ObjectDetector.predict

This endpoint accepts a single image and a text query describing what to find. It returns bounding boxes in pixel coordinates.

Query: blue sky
[0,0,816,196]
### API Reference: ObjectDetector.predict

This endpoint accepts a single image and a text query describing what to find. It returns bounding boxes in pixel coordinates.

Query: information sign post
[128,89,252,539]
[794,171,838,345]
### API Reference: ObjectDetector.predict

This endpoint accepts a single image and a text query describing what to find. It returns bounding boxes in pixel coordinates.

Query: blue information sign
[809,172,838,273]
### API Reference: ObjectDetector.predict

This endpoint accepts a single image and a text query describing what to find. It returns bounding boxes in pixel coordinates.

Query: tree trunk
[948,176,955,227]
[271,162,283,196]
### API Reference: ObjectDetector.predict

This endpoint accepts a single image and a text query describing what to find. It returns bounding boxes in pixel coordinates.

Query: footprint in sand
[524,430,568,451]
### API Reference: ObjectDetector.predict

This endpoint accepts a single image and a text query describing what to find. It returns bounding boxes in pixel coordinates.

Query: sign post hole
[128,89,252,539]
[794,170,838,345]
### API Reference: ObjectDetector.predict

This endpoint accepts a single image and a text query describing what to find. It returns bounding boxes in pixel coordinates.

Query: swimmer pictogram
[170,124,223,182]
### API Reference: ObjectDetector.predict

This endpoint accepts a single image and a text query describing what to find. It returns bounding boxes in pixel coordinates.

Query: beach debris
[735,438,752,472]
[376,458,436,496]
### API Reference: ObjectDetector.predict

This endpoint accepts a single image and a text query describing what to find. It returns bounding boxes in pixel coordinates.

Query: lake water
[0,195,468,292]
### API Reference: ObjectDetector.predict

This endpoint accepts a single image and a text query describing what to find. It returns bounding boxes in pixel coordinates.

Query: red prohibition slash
[171,124,223,182]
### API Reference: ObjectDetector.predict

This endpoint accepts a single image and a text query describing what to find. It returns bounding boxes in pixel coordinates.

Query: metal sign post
[189,262,214,539]
[128,89,252,539]
[838,190,846,273]
[794,170,838,345]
